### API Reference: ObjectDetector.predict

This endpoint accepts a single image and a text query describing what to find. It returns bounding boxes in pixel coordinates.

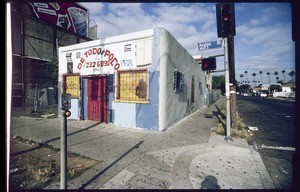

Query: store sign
[77,47,121,71]
[70,41,137,76]
[29,2,88,37]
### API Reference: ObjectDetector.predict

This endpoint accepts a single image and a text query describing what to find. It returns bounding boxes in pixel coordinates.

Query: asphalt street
[236,95,295,189]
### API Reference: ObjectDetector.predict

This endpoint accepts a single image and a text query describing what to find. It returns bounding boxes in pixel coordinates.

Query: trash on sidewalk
[10,168,19,173]
[248,126,258,131]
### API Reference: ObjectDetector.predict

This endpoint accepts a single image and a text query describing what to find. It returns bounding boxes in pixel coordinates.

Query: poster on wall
[29,2,88,37]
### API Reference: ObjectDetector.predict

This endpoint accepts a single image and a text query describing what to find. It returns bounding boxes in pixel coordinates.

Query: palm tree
[240,74,244,84]
[252,73,256,85]
[282,70,286,84]
[259,71,263,84]
[266,72,270,85]
[274,71,278,83]
[289,71,295,82]
[244,71,248,81]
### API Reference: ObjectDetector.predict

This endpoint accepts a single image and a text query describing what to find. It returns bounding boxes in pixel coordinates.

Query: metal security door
[87,76,108,122]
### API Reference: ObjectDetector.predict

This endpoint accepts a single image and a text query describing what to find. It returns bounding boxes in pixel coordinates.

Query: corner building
[58,28,212,131]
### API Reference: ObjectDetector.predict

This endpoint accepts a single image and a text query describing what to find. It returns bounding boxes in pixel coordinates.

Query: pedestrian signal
[201,57,216,71]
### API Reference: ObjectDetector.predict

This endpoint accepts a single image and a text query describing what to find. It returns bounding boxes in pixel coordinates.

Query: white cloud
[80,2,105,16]
[82,2,294,81]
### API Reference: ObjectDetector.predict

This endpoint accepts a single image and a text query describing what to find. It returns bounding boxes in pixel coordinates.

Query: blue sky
[81,2,295,86]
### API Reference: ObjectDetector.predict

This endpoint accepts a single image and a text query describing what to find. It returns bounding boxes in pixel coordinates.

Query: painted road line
[260,144,295,152]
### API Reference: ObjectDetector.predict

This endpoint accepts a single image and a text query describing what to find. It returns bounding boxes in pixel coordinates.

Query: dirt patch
[9,136,100,190]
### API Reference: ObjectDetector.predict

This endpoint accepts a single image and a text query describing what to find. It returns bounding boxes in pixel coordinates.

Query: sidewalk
[10,97,275,189]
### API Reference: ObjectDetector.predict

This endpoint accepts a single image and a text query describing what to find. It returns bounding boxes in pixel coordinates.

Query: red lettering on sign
[78,47,121,71]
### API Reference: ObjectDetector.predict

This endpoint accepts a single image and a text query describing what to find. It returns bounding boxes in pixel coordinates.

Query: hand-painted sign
[77,47,121,71]
[65,40,138,76]
[198,40,222,51]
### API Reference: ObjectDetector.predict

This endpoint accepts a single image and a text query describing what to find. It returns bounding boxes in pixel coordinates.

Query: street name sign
[198,40,222,51]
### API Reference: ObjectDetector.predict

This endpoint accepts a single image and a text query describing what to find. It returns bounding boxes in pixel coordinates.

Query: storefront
[58,28,211,131]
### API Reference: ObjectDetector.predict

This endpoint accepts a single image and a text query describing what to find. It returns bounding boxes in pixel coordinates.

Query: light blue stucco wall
[110,29,161,130]
[69,98,80,120]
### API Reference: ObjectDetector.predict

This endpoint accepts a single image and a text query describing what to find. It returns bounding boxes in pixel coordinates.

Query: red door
[87,76,108,122]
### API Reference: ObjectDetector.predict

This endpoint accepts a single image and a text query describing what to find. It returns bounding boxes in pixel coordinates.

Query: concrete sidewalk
[9,97,275,189]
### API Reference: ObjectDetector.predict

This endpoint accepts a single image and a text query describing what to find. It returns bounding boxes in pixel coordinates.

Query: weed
[211,101,253,141]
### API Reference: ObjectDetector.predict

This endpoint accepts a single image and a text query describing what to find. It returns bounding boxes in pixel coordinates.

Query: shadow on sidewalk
[79,140,144,189]
[200,175,221,189]
[11,121,103,157]
[213,105,226,127]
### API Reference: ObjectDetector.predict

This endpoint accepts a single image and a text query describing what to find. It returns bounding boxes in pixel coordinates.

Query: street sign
[198,40,222,51]
[61,93,71,110]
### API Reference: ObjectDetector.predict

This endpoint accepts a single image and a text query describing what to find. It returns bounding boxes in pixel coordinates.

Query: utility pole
[228,35,237,125]
[223,37,231,139]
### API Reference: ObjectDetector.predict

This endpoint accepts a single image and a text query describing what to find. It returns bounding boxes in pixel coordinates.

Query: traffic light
[201,57,216,71]
[216,3,236,37]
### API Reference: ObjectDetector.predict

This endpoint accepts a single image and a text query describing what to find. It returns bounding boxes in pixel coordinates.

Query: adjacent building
[10,2,95,109]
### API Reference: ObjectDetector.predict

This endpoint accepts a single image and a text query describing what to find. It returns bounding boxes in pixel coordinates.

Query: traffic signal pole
[216,2,236,140]
[60,110,67,189]
[223,37,232,140]
[60,93,71,189]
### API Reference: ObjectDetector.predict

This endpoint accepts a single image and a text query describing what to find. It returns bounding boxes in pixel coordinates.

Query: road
[236,95,295,189]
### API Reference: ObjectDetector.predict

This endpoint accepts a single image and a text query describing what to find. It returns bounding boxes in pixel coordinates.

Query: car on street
[259,90,268,98]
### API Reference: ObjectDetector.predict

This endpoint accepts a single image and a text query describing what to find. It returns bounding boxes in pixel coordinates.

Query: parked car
[259,90,268,98]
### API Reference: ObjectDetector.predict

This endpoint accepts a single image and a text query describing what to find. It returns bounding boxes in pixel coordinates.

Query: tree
[270,84,282,92]
[252,73,256,84]
[289,71,295,82]
[237,84,251,94]
[212,75,225,94]
[281,70,286,83]
[277,80,284,85]
[48,57,58,84]
[244,71,248,81]
[266,72,271,85]
[259,71,263,84]
[274,71,279,83]
[239,74,244,84]
[47,57,59,102]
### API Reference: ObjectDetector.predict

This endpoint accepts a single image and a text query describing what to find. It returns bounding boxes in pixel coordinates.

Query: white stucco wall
[158,29,207,130]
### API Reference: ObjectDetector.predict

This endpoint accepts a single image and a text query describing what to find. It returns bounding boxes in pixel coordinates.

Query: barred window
[65,74,80,98]
[116,70,148,103]
[191,76,195,104]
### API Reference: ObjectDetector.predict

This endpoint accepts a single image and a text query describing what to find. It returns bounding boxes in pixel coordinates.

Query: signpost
[198,40,222,51]
[61,93,71,189]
